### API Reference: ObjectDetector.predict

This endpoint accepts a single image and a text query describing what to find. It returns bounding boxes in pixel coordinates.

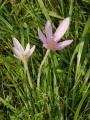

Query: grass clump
[0,0,90,120]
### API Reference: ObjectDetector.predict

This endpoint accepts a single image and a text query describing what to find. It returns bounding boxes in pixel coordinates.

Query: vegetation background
[0,0,90,120]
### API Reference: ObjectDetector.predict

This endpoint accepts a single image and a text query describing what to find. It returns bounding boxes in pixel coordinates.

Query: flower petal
[13,47,22,60]
[13,37,24,54]
[54,17,70,42]
[25,43,30,53]
[26,45,35,58]
[55,40,73,50]
[38,27,47,44]
[45,20,52,39]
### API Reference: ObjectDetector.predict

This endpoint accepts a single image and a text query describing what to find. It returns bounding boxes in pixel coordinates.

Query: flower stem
[37,49,50,89]
[23,60,33,89]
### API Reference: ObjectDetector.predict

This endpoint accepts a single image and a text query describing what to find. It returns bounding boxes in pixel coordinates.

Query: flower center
[47,42,55,49]
[22,53,27,60]
[47,43,55,49]
[46,36,56,49]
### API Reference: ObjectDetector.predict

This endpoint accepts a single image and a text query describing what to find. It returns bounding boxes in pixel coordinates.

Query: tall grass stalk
[37,49,50,89]
[23,60,33,89]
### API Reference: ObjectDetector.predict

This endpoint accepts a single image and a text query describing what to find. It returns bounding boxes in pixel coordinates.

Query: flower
[38,17,73,50]
[13,37,35,61]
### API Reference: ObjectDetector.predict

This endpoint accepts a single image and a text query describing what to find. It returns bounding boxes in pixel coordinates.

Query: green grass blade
[74,83,90,120]
[37,0,51,21]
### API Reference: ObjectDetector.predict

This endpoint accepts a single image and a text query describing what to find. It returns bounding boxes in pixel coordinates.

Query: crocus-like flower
[38,17,73,50]
[13,37,35,61]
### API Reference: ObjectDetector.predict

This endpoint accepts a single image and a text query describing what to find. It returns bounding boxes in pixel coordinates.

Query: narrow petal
[25,43,30,53]
[13,37,24,54]
[55,40,73,50]
[13,47,22,60]
[26,45,35,58]
[45,20,52,39]
[38,27,47,44]
[54,17,70,42]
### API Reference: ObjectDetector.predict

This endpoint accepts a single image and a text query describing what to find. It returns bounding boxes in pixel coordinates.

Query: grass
[0,0,90,120]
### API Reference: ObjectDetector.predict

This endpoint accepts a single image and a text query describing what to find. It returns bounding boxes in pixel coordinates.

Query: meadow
[0,0,90,120]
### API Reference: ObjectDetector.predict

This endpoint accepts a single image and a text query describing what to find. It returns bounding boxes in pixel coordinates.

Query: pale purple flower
[13,37,35,61]
[38,17,73,50]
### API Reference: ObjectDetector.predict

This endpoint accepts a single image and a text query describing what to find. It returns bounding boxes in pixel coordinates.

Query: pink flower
[38,17,73,50]
[13,37,35,61]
